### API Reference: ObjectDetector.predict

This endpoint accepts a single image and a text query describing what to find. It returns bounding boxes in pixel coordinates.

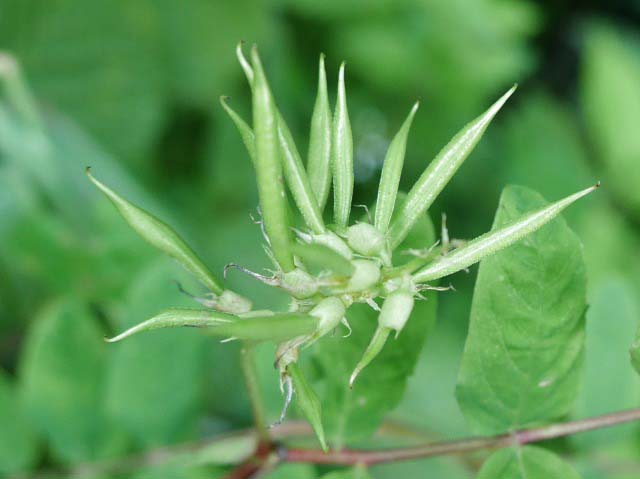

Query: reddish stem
[282,408,640,466]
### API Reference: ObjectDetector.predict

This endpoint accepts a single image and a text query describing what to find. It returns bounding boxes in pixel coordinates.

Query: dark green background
[1,0,639,477]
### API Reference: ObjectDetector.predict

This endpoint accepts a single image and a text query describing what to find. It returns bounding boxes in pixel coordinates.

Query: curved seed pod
[346,259,381,293]
[331,62,353,228]
[346,222,386,257]
[288,363,328,451]
[374,102,419,234]
[87,169,223,295]
[236,41,254,84]
[251,46,294,272]
[278,117,326,235]
[349,325,391,388]
[413,183,599,283]
[106,309,317,343]
[220,96,255,163]
[308,53,332,211]
[233,45,326,235]
[292,242,354,277]
[388,86,517,250]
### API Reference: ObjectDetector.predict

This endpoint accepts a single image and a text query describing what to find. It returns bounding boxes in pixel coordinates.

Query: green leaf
[331,62,354,228]
[308,54,332,211]
[374,101,419,234]
[87,169,223,294]
[251,46,294,272]
[288,363,327,451]
[20,298,124,463]
[319,465,371,479]
[387,86,516,250]
[220,96,256,163]
[0,371,38,475]
[262,464,317,479]
[105,261,208,447]
[292,241,354,277]
[478,446,581,479]
[456,186,587,434]
[576,276,640,448]
[311,206,437,448]
[581,22,640,216]
[278,114,326,234]
[413,183,597,283]
[0,0,165,161]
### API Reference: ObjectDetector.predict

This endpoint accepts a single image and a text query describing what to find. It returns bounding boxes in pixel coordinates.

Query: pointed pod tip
[104,335,120,344]
[339,61,346,77]
[348,369,359,389]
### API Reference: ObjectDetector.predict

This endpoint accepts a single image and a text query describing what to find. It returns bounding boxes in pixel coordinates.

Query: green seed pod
[280,268,320,299]
[378,289,415,335]
[105,309,317,343]
[346,222,386,257]
[346,259,381,292]
[310,297,346,336]
[216,290,253,314]
[350,325,391,388]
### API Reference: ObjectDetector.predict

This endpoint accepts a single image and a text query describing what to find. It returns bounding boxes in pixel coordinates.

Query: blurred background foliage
[1,0,640,477]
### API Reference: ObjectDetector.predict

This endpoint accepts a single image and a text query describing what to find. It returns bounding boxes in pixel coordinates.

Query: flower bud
[310,297,346,336]
[346,223,385,256]
[216,290,253,314]
[346,259,381,292]
[280,268,319,299]
[378,289,414,334]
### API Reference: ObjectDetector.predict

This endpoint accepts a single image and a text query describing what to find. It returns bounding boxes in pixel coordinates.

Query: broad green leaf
[153,1,272,107]
[251,47,294,271]
[581,22,640,216]
[87,169,223,294]
[308,54,332,211]
[0,371,38,475]
[311,206,437,447]
[478,446,581,479]
[387,86,516,250]
[107,309,317,344]
[20,298,125,463]
[292,241,354,277]
[331,62,354,228]
[576,276,640,448]
[288,363,327,451]
[456,186,587,434]
[0,0,165,161]
[262,464,317,479]
[278,115,326,234]
[413,183,597,283]
[105,261,207,447]
[374,101,419,234]
[319,465,371,479]
[220,96,256,163]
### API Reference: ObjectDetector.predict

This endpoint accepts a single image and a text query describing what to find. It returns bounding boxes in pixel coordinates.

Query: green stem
[239,344,269,442]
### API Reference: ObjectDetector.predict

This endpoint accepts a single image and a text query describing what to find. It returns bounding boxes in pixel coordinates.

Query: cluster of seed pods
[88,44,598,450]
